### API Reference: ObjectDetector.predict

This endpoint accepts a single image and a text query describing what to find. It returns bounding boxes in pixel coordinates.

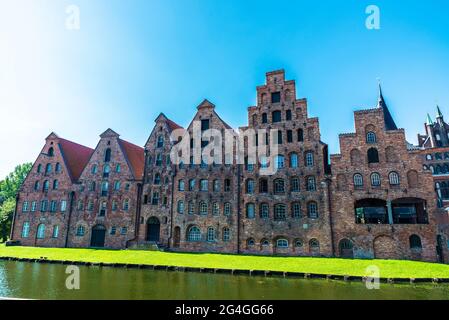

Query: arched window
[48,147,54,157]
[246,203,255,219]
[157,135,164,148]
[104,148,111,162]
[45,163,52,174]
[407,170,419,188]
[309,239,320,249]
[37,164,42,173]
[115,164,121,173]
[123,199,129,211]
[261,239,270,247]
[223,228,230,242]
[200,179,208,191]
[34,181,40,191]
[154,173,161,185]
[213,180,220,192]
[276,239,289,248]
[177,200,184,214]
[156,154,162,166]
[274,179,285,194]
[366,132,377,144]
[224,203,231,216]
[76,225,85,236]
[103,164,110,178]
[260,203,269,219]
[370,173,381,186]
[212,202,220,215]
[188,201,195,215]
[91,165,98,174]
[55,163,61,173]
[187,226,201,241]
[305,152,314,167]
[246,179,255,194]
[37,224,45,239]
[188,179,195,191]
[307,202,318,219]
[199,201,208,215]
[247,238,255,247]
[290,153,298,168]
[353,174,364,187]
[259,178,268,193]
[389,172,400,185]
[294,239,303,248]
[274,155,285,169]
[367,148,379,164]
[292,202,301,218]
[21,222,30,238]
[290,177,300,192]
[43,180,49,192]
[274,204,286,221]
[306,176,316,191]
[53,179,59,190]
[409,235,422,250]
[207,227,215,242]
[178,180,185,191]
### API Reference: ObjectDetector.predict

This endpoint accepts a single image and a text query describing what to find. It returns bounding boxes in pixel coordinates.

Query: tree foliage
[0,163,32,242]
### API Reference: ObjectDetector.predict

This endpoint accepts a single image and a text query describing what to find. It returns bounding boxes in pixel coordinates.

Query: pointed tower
[377,84,398,131]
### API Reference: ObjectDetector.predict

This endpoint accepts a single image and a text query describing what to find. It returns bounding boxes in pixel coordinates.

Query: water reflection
[0,261,448,300]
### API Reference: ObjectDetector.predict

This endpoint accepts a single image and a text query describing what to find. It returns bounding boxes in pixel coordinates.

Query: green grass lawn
[1,244,449,279]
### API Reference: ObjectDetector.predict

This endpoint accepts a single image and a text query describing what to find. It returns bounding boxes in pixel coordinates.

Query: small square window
[271,92,281,103]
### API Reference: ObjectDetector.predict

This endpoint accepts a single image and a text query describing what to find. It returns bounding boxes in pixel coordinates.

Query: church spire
[437,105,444,119]
[426,113,434,126]
[376,82,398,131]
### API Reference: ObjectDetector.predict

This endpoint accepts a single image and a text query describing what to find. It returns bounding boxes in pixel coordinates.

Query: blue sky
[1,0,449,178]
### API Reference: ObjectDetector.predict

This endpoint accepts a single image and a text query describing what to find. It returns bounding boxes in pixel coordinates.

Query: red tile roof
[166,119,183,132]
[58,138,94,182]
[118,139,145,179]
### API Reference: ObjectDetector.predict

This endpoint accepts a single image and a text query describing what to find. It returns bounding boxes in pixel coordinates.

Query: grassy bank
[1,245,449,279]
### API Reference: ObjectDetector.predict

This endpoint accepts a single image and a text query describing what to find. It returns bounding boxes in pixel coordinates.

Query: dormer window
[271,92,281,103]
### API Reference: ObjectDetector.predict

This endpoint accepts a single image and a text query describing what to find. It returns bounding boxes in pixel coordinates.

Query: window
[76,225,85,236]
[178,180,185,191]
[246,179,255,194]
[157,135,164,148]
[40,200,48,212]
[156,154,162,166]
[31,201,37,212]
[290,153,298,168]
[112,200,118,211]
[274,204,286,221]
[276,130,283,144]
[224,203,231,216]
[261,239,270,247]
[104,148,111,162]
[53,179,59,190]
[34,181,40,191]
[262,113,268,124]
[199,201,208,215]
[259,178,268,193]
[224,179,231,192]
[271,92,281,103]
[246,203,255,219]
[55,163,61,173]
[207,227,215,242]
[89,181,96,192]
[177,200,184,214]
[276,239,289,248]
[305,152,314,167]
[60,200,67,212]
[272,110,281,123]
[22,201,29,212]
[223,228,230,242]
[247,238,255,247]
[367,148,379,164]
[99,201,107,216]
[307,202,318,219]
[274,179,285,194]
[48,147,54,157]
[409,235,422,250]
[370,173,381,186]
[297,129,304,142]
[353,174,363,187]
[260,156,269,169]
[52,225,59,238]
[103,165,110,178]
[37,164,42,173]
[275,155,285,169]
[125,183,130,191]
[37,224,45,239]
[295,239,303,248]
[100,181,108,197]
[187,226,201,241]
[292,202,301,218]
[151,192,159,205]
[291,177,300,192]
[21,222,30,238]
[260,203,269,219]
[110,227,116,235]
[87,200,94,211]
[50,200,57,213]
[389,172,400,186]
[212,202,219,216]
[189,179,195,191]
[43,180,49,192]
[200,179,208,191]
[114,181,121,190]
[306,176,316,191]
[287,130,293,143]
[286,110,292,121]
[120,227,127,235]
[153,174,161,185]
[45,164,52,174]
[213,180,220,192]
[310,239,320,249]
[366,132,377,144]
[201,119,210,131]
[123,199,130,211]
[115,164,121,173]
[188,201,195,215]
[91,165,98,174]
[77,200,84,211]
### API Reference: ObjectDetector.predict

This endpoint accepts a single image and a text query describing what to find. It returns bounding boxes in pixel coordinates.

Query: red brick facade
[10,70,444,263]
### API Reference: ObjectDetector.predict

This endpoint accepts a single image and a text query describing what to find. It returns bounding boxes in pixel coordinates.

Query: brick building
[10,69,445,263]
[330,87,439,262]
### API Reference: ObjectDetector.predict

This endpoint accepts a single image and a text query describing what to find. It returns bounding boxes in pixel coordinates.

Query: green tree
[0,163,32,242]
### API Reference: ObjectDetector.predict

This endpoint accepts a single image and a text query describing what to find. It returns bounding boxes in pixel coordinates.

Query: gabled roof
[58,138,94,182]
[155,113,183,132]
[118,139,144,179]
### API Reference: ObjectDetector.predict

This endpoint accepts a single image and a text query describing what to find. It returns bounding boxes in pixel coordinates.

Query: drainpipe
[64,191,75,248]
[168,166,176,249]
[237,164,241,254]
[126,182,143,248]
[326,178,335,257]
[9,193,20,241]
[387,200,393,224]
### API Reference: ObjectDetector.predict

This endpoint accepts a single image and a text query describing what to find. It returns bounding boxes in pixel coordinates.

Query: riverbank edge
[1,256,448,285]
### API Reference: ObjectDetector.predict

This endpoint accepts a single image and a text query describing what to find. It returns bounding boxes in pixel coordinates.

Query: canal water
[1,261,449,300]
